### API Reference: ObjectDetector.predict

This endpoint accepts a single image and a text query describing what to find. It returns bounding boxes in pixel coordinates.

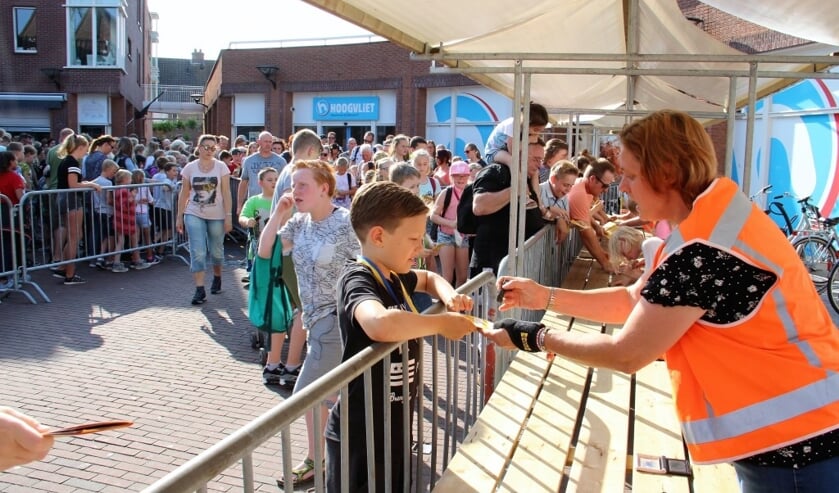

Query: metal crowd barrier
[0,193,37,304]
[493,224,583,385]
[12,182,186,302]
[142,270,497,493]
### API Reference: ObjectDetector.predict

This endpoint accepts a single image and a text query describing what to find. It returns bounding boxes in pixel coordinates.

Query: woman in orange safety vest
[487,109,839,492]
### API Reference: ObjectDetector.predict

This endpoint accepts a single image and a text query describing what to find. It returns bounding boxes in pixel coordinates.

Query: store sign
[313,96,379,121]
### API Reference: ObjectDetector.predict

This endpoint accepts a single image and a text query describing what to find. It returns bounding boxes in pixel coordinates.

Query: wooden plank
[433,352,552,492]
[631,362,690,493]
[692,462,739,492]
[565,324,633,493]
[560,257,594,290]
[497,354,590,492]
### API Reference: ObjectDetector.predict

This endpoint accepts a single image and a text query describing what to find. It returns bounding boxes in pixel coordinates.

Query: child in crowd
[238,167,276,283]
[132,169,158,265]
[431,161,471,287]
[332,157,356,209]
[91,159,118,268]
[390,163,439,310]
[324,181,475,493]
[484,102,549,165]
[151,161,178,255]
[111,169,150,272]
[607,226,658,285]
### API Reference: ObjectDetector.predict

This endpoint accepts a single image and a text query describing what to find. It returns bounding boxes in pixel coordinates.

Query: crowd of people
[5,106,838,492]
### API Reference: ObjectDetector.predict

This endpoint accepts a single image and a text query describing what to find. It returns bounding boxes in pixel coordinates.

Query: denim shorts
[136,212,151,229]
[183,214,225,273]
[436,230,456,246]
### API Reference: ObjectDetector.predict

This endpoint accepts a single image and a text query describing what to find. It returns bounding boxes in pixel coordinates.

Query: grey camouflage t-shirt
[280,207,359,328]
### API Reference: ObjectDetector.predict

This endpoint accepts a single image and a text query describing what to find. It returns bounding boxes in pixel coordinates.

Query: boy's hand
[277,192,294,211]
[444,293,473,313]
[439,314,476,341]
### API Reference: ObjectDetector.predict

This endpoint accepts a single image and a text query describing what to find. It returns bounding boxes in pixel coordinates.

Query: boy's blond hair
[350,181,429,241]
[114,169,132,184]
[607,226,645,270]
[101,159,119,172]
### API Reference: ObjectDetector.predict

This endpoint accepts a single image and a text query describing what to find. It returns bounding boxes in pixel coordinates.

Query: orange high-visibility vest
[654,177,839,464]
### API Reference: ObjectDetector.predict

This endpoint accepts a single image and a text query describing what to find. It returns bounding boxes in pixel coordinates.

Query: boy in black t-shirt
[325,181,475,493]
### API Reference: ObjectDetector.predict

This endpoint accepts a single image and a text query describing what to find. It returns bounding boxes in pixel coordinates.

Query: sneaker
[0,278,13,290]
[280,366,300,387]
[63,275,87,285]
[146,256,161,266]
[262,364,286,385]
[111,262,129,273]
[94,259,109,271]
[211,276,222,294]
[51,268,66,279]
[130,260,151,270]
[191,287,207,305]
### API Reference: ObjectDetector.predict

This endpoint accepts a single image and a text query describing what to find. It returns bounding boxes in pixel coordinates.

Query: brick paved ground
[0,244,309,492]
[0,242,483,493]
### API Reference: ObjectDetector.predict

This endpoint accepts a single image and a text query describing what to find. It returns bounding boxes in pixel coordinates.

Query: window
[66,1,127,68]
[14,7,37,52]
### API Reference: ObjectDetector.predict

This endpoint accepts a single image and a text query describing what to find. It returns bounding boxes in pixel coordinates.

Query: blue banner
[313,96,379,121]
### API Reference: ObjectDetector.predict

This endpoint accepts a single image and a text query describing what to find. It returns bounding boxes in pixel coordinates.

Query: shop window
[67,1,126,68]
[14,7,37,53]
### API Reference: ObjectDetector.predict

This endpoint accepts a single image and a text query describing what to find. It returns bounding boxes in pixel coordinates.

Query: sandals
[276,457,317,487]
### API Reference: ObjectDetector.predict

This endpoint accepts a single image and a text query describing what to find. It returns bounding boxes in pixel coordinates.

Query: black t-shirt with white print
[325,261,420,490]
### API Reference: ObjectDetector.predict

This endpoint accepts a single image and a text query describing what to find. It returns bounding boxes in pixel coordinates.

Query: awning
[303,0,839,124]
[0,93,67,109]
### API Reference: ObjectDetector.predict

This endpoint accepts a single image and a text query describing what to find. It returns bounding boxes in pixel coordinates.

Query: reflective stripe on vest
[658,178,839,462]
[683,371,839,445]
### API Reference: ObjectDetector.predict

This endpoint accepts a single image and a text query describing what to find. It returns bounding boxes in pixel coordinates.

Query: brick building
[200,41,501,153]
[0,0,152,140]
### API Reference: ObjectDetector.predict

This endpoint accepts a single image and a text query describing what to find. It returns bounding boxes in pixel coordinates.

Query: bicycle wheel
[828,262,839,315]
[793,235,836,293]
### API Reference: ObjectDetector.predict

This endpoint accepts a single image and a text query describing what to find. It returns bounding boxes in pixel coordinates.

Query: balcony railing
[143,84,205,104]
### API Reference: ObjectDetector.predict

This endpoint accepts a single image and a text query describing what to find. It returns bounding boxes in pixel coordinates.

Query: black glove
[494,318,545,352]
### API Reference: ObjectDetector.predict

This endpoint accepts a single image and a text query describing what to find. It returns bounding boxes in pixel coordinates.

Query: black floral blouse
[641,240,839,468]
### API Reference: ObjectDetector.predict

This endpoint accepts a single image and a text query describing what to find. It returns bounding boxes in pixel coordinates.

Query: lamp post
[190,94,208,133]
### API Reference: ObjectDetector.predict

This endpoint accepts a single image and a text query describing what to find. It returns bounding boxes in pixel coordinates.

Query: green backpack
[248,240,293,334]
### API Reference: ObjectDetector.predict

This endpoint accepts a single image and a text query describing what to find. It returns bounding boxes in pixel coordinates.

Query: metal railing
[11,183,188,302]
[142,271,497,493]
[493,225,583,384]
[0,193,35,304]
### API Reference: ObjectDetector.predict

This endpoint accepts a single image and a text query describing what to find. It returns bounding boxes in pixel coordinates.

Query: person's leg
[63,209,82,278]
[438,244,455,284]
[286,312,304,368]
[183,214,208,302]
[733,460,795,493]
[130,229,141,263]
[206,219,224,293]
[455,245,470,288]
[796,455,839,492]
[262,331,287,385]
[292,314,342,467]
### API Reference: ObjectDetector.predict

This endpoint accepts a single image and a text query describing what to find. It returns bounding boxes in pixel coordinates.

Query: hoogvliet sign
[313,96,379,121]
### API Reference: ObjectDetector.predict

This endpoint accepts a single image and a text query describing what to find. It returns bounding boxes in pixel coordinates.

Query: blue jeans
[734,456,839,492]
[183,214,224,273]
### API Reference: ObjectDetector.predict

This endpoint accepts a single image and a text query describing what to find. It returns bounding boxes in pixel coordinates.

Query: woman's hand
[176,217,184,235]
[224,216,233,233]
[496,276,550,311]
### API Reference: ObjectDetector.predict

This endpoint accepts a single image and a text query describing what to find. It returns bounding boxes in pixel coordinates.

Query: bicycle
[791,216,839,294]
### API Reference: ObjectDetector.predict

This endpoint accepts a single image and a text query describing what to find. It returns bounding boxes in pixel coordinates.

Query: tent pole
[743,62,758,194]
[516,73,532,277]
[508,61,523,277]
[725,76,737,178]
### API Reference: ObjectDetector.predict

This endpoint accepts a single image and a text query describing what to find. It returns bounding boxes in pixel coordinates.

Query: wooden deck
[435,257,738,492]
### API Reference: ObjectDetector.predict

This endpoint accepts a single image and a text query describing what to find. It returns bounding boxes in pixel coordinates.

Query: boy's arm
[354,298,475,342]
[413,269,472,313]
[238,198,256,228]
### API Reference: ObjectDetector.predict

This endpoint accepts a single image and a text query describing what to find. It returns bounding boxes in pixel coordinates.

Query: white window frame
[65,0,128,69]
[13,7,37,53]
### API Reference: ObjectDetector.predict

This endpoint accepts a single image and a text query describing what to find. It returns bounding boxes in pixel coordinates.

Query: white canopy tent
[304,0,839,275]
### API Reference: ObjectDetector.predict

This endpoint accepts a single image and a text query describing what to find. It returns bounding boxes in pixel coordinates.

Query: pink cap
[450,161,470,175]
